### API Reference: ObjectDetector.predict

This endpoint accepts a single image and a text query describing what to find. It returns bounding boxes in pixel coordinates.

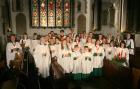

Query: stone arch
[77,14,86,33]
[16,13,27,35]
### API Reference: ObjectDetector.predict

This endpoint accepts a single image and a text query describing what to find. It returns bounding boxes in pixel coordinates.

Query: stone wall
[10,0,77,36]
[9,0,126,37]
[135,34,140,47]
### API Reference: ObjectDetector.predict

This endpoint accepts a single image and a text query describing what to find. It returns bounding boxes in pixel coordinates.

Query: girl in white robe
[84,37,95,52]
[71,45,82,80]
[33,37,51,78]
[91,40,105,77]
[55,37,61,54]
[71,35,82,50]
[81,46,93,79]
[68,28,76,42]
[80,33,87,45]
[105,41,116,61]
[58,39,73,73]
[6,35,22,68]
[116,41,129,67]
[98,34,103,45]
[66,36,73,50]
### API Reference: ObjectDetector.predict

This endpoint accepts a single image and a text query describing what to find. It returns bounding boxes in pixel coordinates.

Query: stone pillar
[93,0,98,30]
[86,0,92,33]
[120,0,127,32]
[114,8,120,29]
[93,0,101,30]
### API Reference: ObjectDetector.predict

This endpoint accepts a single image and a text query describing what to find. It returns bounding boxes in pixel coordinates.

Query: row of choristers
[6,29,134,80]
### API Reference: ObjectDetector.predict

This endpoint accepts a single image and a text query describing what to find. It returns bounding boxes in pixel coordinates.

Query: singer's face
[11,36,16,42]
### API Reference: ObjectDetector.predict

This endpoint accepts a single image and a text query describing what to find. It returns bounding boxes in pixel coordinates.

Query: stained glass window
[31,0,74,28]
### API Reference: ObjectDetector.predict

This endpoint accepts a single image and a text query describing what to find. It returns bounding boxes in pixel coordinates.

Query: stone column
[114,0,122,32]
[86,0,92,33]
[114,8,120,29]
[120,0,127,32]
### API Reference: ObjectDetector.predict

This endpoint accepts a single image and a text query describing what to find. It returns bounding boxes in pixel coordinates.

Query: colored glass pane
[40,0,47,27]
[31,0,39,27]
[56,0,63,27]
[48,0,55,27]
[64,0,70,27]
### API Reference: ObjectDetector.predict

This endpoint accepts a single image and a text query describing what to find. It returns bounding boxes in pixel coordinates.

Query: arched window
[30,0,75,28]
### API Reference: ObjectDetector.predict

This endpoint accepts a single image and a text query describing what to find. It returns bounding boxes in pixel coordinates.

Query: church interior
[0,0,140,89]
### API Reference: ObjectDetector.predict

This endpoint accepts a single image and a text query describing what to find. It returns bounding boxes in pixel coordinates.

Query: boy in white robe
[125,33,134,55]
[6,34,22,68]
[91,40,105,77]
[71,45,82,80]
[81,46,93,79]
[33,37,51,78]
[59,30,66,40]
[125,33,134,68]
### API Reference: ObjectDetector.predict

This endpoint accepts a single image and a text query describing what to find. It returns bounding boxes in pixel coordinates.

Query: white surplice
[105,46,116,60]
[92,46,105,68]
[58,46,73,73]
[81,52,93,74]
[71,51,82,74]
[6,42,22,67]
[33,44,51,78]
